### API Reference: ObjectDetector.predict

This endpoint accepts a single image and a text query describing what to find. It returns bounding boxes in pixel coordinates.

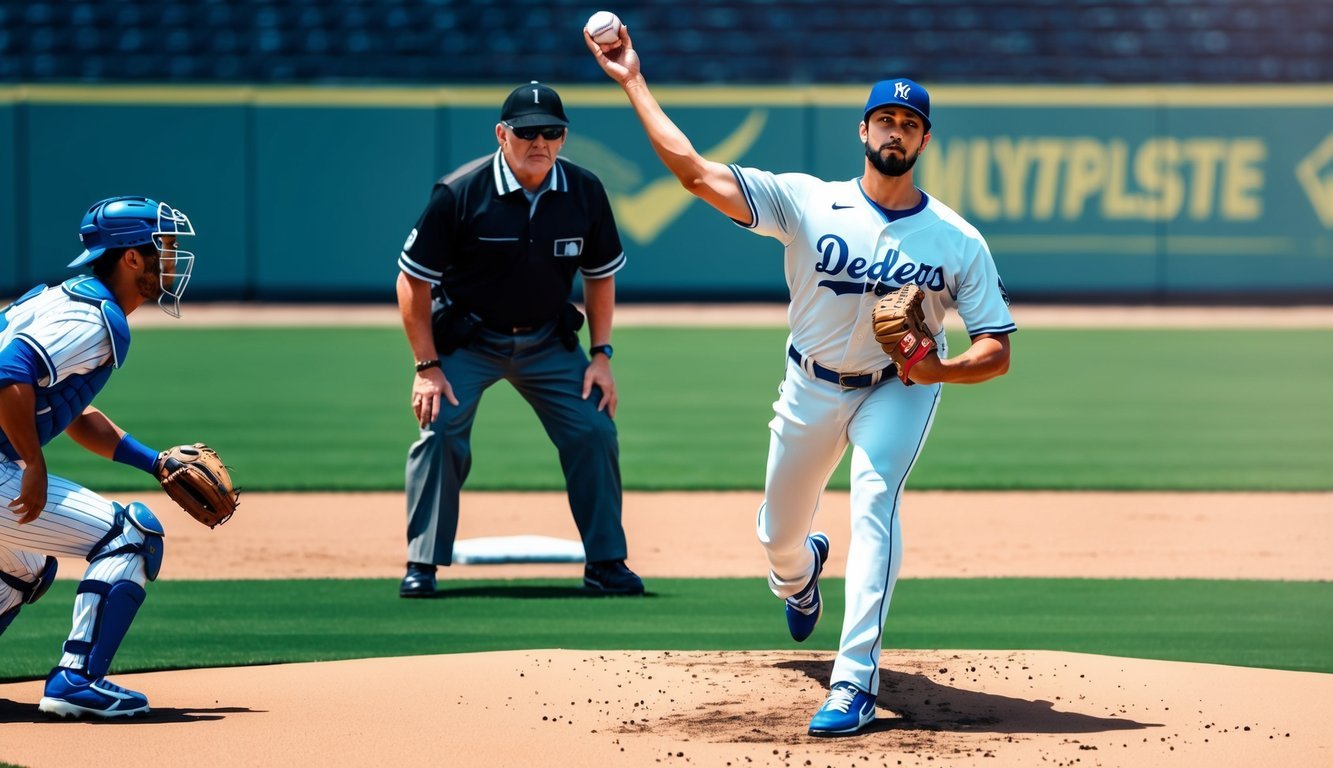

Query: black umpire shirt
[397,149,626,329]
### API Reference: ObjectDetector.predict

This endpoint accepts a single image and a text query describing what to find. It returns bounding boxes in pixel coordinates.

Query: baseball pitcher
[588,27,1014,736]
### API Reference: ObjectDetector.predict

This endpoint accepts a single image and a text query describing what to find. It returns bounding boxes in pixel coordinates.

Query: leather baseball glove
[154,443,240,528]
[872,284,937,384]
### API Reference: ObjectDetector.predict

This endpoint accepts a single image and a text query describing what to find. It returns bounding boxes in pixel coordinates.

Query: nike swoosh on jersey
[831,203,855,210]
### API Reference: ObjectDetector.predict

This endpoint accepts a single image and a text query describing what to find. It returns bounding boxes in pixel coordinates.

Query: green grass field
[37,326,1333,491]
[2,577,1329,683]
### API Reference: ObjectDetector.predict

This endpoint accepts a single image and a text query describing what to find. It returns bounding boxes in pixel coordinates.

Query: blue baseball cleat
[808,681,877,736]
[38,668,149,719]
[785,532,830,642]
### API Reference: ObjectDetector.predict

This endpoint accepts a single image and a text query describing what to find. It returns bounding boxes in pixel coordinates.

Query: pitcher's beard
[865,141,919,177]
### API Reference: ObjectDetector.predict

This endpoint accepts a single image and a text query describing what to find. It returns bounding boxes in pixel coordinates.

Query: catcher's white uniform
[0,279,162,714]
[0,282,147,618]
[731,165,1015,694]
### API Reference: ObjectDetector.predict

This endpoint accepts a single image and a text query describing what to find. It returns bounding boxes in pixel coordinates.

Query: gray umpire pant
[404,322,628,566]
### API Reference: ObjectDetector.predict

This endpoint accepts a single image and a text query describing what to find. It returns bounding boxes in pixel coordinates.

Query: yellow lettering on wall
[1134,138,1185,221]
[923,138,967,214]
[1103,139,1148,219]
[920,134,1268,224]
[990,137,1031,220]
[1221,139,1265,220]
[1029,139,1065,221]
[1062,139,1107,219]
[968,140,1002,220]
[1181,139,1226,220]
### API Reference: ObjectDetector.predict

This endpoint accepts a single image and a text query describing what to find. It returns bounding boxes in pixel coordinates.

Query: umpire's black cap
[500,81,569,128]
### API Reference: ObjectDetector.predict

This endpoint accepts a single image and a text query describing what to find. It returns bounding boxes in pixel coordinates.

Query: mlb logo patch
[554,238,583,258]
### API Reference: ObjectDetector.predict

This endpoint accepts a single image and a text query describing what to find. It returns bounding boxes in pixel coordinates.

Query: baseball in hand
[585,11,622,45]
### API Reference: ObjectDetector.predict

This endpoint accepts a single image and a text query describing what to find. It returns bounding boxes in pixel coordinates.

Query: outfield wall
[2,84,1330,301]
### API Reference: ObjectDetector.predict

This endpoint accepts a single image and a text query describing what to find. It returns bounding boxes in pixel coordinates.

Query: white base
[452,535,586,565]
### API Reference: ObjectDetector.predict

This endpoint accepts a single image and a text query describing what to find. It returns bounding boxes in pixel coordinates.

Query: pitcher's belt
[788,345,894,389]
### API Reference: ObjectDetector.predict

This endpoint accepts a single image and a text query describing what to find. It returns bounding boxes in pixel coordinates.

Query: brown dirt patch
[2,649,1328,767]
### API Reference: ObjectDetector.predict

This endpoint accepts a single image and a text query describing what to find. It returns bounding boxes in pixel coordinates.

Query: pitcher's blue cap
[863,79,931,132]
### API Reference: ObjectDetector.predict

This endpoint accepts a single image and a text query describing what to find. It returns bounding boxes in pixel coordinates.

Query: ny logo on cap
[895,82,911,99]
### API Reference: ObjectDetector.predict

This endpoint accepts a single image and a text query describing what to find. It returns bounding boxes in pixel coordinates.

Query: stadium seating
[0,0,1327,83]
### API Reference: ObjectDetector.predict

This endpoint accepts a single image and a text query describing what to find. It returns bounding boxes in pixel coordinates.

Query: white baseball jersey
[729,165,1015,698]
[0,284,118,389]
[1,281,149,673]
[730,166,1015,370]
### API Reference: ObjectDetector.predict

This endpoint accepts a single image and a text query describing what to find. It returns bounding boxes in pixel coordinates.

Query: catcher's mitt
[154,443,240,528]
[872,284,937,385]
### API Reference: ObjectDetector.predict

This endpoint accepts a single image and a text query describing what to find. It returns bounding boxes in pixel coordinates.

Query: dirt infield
[2,490,1330,767]
[3,649,1329,768]
[81,490,1333,582]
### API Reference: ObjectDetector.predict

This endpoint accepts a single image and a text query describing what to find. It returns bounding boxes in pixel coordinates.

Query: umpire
[394,81,644,598]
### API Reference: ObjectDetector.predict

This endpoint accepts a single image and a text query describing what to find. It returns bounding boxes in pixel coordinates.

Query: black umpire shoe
[399,562,437,598]
[583,560,645,596]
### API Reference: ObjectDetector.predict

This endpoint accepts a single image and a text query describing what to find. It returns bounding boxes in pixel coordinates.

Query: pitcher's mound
[0,650,1327,767]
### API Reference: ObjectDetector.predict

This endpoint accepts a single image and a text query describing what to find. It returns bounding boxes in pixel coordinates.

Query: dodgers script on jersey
[729,166,1015,369]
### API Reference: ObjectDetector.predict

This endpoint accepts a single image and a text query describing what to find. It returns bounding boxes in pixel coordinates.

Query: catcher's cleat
[399,562,437,598]
[38,668,149,719]
[583,560,645,595]
[786,532,830,642]
[808,682,877,736]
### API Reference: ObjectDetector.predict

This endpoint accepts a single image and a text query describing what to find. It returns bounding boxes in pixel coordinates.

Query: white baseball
[585,11,622,45]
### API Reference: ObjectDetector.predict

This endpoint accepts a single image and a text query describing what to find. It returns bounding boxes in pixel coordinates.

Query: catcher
[1,195,237,721]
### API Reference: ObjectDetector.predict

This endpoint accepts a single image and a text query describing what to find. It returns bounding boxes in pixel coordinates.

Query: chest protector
[0,277,129,461]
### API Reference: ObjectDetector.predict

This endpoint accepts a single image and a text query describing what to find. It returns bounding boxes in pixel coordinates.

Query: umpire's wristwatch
[590,344,614,360]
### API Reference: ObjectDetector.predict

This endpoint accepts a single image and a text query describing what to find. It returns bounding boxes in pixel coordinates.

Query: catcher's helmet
[69,196,166,268]
[68,195,197,317]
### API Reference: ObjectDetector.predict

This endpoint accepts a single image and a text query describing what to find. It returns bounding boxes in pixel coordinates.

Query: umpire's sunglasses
[505,123,566,141]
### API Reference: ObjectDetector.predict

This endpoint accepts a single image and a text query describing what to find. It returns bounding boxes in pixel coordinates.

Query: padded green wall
[3,85,1330,301]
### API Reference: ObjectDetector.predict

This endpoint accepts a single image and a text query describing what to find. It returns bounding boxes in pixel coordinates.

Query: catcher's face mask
[150,202,195,318]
